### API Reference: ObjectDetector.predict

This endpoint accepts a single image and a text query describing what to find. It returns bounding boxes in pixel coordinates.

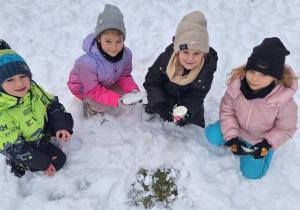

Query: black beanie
[245,37,290,80]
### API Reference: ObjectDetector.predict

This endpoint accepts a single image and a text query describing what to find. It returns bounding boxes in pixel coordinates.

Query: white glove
[130,89,139,93]
[122,91,147,105]
[118,97,130,108]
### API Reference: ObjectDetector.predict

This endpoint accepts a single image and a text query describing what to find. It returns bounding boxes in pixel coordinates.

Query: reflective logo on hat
[257,65,267,69]
[180,44,188,50]
[255,60,269,74]
[22,64,29,71]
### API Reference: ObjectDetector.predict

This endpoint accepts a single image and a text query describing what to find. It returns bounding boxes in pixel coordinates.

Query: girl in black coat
[143,11,218,128]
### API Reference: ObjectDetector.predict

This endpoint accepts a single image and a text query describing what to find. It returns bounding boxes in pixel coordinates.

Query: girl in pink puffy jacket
[205,37,298,179]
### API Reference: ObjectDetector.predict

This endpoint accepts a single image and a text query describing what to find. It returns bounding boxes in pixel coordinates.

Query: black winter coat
[143,44,218,127]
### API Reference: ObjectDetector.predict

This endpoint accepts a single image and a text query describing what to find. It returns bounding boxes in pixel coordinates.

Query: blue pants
[205,121,274,179]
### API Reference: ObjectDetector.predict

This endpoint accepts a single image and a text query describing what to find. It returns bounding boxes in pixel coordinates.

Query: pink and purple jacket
[220,64,298,150]
[67,34,139,107]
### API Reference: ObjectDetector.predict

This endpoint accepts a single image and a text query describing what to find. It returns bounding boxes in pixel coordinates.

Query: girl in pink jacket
[205,37,298,179]
[67,4,139,117]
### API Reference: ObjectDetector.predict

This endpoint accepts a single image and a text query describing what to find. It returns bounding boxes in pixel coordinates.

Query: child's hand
[122,91,147,105]
[118,97,130,108]
[250,139,272,159]
[155,102,173,122]
[130,89,139,93]
[56,130,71,142]
[43,156,57,177]
[224,137,248,156]
[175,111,190,127]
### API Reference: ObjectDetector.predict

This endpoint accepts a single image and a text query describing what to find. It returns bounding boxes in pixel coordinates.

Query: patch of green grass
[129,168,179,209]
[152,169,178,202]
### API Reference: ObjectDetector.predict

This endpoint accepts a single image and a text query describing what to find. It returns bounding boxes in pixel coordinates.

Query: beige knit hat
[173,11,209,54]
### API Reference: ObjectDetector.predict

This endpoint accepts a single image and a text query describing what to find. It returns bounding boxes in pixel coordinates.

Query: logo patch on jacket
[23,107,31,116]
[40,95,46,105]
[0,124,7,131]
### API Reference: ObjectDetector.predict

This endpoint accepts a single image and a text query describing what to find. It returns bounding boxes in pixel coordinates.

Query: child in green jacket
[0,40,74,178]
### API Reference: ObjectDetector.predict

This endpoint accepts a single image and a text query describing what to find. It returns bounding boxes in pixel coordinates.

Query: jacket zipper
[245,101,254,130]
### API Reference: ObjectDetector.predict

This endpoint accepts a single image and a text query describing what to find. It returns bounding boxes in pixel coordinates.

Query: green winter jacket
[0,82,73,170]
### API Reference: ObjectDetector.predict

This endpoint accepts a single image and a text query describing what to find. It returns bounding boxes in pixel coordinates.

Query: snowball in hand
[122,91,147,105]
[173,106,187,122]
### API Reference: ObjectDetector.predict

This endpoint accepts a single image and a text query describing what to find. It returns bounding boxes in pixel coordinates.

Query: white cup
[173,106,187,122]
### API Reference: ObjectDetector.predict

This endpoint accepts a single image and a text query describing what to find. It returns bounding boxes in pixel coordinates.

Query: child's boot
[83,101,99,118]
[6,159,26,178]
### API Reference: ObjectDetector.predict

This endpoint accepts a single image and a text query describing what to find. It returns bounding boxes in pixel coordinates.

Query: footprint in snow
[49,191,65,201]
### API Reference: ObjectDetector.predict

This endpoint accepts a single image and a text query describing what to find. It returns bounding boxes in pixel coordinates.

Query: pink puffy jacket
[68,34,139,107]
[220,64,298,150]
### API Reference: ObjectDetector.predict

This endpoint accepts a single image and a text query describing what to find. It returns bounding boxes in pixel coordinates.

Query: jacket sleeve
[88,85,122,107]
[143,52,169,107]
[219,92,240,140]
[264,99,298,150]
[0,129,52,171]
[47,97,74,135]
[117,75,139,93]
[116,51,140,93]
[77,61,122,107]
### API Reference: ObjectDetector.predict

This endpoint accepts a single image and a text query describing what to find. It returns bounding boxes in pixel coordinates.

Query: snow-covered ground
[0,0,300,209]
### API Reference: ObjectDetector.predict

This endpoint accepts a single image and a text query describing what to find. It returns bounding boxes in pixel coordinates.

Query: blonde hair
[226,64,298,88]
[226,65,246,86]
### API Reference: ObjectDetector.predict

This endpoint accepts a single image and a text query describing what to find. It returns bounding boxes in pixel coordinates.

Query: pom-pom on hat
[173,11,210,54]
[0,39,32,92]
[94,4,126,40]
[245,37,290,80]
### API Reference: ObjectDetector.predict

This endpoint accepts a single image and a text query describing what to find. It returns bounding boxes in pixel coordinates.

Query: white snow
[0,0,300,210]
[122,91,147,105]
